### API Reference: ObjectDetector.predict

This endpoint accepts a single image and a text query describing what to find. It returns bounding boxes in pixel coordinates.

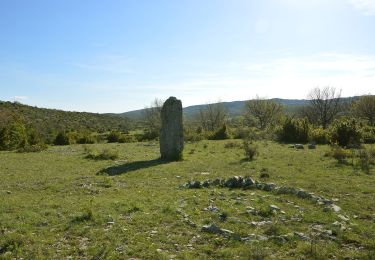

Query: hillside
[0,101,132,142]
[117,97,359,121]
[117,98,311,120]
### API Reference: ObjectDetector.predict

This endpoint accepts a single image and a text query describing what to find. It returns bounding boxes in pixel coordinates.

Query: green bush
[361,126,375,144]
[275,118,309,143]
[309,127,329,144]
[85,147,119,160]
[118,134,137,143]
[243,139,258,160]
[17,144,48,153]
[107,131,122,143]
[0,121,28,150]
[208,123,230,140]
[77,134,96,144]
[329,118,362,147]
[54,132,72,145]
[329,145,351,164]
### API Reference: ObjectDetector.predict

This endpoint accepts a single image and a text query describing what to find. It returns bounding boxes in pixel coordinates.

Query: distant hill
[117,98,311,120]
[0,101,132,142]
[117,97,359,120]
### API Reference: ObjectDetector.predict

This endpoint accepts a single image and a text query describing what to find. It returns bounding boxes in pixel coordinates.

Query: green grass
[0,141,375,259]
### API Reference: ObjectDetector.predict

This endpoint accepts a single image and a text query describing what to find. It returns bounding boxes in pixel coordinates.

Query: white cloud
[144,52,375,105]
[14,96,28,101]
[349,0,375,15]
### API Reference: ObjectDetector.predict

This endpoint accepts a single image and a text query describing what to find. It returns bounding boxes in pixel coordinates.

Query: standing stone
[160,97,184,161]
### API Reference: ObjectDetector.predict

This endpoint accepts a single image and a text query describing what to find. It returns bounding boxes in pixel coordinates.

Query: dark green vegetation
[0,101,131,144]
[1,141,374,259]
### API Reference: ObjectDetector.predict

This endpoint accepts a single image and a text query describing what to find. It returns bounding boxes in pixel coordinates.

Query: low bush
[328,145,352,164]
[208,123,230,140]
[77,134,96,144]
[54,132,72,146]
[118,134,137,143]
[85,147,119,160]
[329,118,362,148]
[275,117,309,143]
[309,127,329,144]
[362,126,375,144]
[107,131,122,143]
[243,139,258,161]
[17,144,48,153]
[224,140,242,148]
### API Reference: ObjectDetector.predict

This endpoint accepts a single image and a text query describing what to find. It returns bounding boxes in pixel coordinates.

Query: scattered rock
[224,176,244,188]
[201,224,240,240]
[294,144,304,149]
[203,205,219,213]
[331,204,341,212]
[294,232,310,241]
[308,144,316,149]
[269,205,281,212]
[201,224,222,234]
[337,214,350,222]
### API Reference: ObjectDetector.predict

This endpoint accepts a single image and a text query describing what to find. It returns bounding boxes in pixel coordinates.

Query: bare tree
[303,87,342,129]
[351,95,375,126]
[142,98,163,135]
[196,101,227,131]
[244,96,284,130]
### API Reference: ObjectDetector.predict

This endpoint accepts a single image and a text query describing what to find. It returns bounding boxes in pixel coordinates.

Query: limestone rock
[160,97,184,161]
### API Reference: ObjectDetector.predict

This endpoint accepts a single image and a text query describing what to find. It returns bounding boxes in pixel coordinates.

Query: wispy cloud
[14,96,28,101]
[349,0,375,15]
[73,54,134,74]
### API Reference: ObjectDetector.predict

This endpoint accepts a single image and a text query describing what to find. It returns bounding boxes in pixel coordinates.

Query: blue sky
[1,0,375,113]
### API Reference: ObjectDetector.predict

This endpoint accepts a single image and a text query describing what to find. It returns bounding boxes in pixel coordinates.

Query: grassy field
[1,140,375,259]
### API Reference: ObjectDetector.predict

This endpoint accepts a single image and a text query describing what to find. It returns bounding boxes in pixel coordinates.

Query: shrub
[309,127,329,144]
[85,148,119,160]
[329,118,362,148]
[118,134,137,143]
[361,126,375,144]
[208,123,230,140]
[357,149,371,174]
[0,121,28,150]
[54,132,72,145]
[107,131,122,143]
[17,144,48,153]
[77,134,96,144]
[224,141,242,148]
[243,139,258,161]
[275,117,309,143]
[329,145,351,164]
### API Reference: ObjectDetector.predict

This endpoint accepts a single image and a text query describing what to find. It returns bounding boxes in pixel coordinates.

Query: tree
[351,95,375,126]
[0,120,28,150]
[142,98,163,137]
[196,101,228,132]
[303,87,342,129]
[244,96,284,130]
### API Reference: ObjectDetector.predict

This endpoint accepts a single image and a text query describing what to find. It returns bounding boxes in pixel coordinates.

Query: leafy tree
[142,98,163,138]
[196,101,227,132]
[302,87,342,129]
[244,96,284,130]
[0,120,28,150]
[351,95,375,126]
[54,132,71,145]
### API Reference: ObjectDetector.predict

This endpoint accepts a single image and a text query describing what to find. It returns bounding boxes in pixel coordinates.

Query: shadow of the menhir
[97,158,169,176]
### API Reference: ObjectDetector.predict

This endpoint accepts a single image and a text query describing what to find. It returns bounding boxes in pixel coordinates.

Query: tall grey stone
[160,97,184,161]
